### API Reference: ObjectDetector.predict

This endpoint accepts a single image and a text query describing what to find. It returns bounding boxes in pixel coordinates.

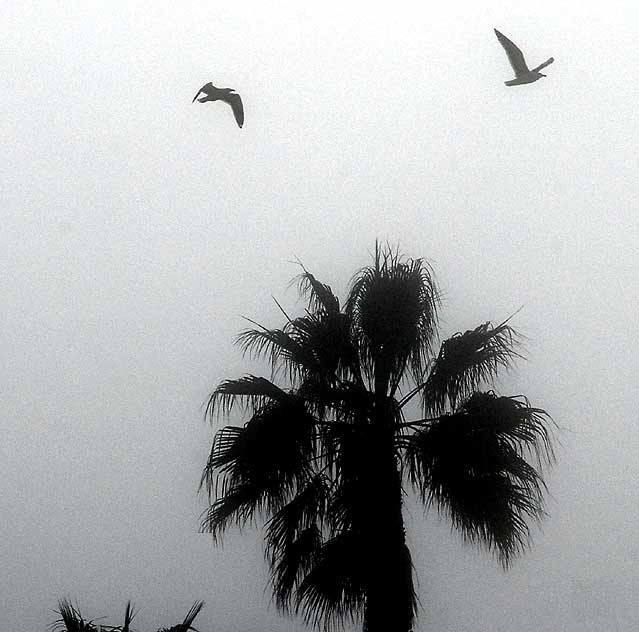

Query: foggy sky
[3,1,639,630]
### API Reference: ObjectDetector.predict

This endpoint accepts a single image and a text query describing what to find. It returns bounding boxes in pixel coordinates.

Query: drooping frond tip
[205,375,288,421]
[236,324,309,383]
[289,263,340,315]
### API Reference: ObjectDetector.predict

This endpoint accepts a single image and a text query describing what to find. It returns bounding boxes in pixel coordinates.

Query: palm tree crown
[201,243,555,632]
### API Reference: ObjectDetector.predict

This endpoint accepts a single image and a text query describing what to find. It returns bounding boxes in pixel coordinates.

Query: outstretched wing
[494,29,529,76]
[532,57,554,73]
[192,82,214,103]
[223,92,244,128]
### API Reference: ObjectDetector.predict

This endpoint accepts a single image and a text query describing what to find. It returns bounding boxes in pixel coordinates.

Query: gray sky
[2,1,639,630]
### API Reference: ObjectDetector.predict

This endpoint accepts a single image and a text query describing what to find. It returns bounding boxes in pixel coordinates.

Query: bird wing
[222,92,244,128]
[494,29,529,76]
[192,82,214,103]
[532,57,554,73]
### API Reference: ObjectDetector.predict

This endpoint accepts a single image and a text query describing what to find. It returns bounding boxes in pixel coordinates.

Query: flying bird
[192,83,244,127]
[494,29,554,86]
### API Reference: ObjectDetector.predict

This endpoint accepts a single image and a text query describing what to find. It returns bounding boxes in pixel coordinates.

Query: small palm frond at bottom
[121,601,137,632]
[50,599,102,632]
[156,601,204,632]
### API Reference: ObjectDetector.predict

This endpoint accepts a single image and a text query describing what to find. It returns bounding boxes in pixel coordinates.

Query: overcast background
[2,1,639,630]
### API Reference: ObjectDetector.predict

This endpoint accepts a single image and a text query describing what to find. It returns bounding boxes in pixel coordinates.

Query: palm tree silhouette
[200,242,555,632]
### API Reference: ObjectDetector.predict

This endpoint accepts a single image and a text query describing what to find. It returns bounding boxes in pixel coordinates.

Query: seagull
[192,83,244,127]
[494,29,554,86]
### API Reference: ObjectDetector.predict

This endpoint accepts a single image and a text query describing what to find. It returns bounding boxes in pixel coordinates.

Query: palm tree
[200,242,555,632]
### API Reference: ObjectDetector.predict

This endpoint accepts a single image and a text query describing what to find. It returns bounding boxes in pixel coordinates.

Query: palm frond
[202,394,316,493]
[50,599,101,632]
[237,324,313,380]
[405,391,554,566]
[121,600,136,632]
[180,601,204,632]
[201,395,317,538]
[156,601,204,632]
[421,319,524,414]
[206,375,289,419]
[270,524,324,611]
[200,425,241,497]
[200,481,267,540]
[292,267,340,315]
[285,311,359,384]
[265,474,330,564]
[346,241,439,395]
[295,530,368,631]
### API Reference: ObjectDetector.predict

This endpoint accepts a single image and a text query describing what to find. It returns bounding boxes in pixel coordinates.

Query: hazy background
[2,1,639,630]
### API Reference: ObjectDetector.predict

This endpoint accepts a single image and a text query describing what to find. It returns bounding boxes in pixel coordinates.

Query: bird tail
[532,57,554,73]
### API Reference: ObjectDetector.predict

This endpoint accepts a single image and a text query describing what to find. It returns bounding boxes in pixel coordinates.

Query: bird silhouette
[192,82,244,127]
[494,29,554,86]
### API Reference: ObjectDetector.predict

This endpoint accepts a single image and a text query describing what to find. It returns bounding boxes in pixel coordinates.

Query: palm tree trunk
[361,405,415,632]
[362,477,414,632]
